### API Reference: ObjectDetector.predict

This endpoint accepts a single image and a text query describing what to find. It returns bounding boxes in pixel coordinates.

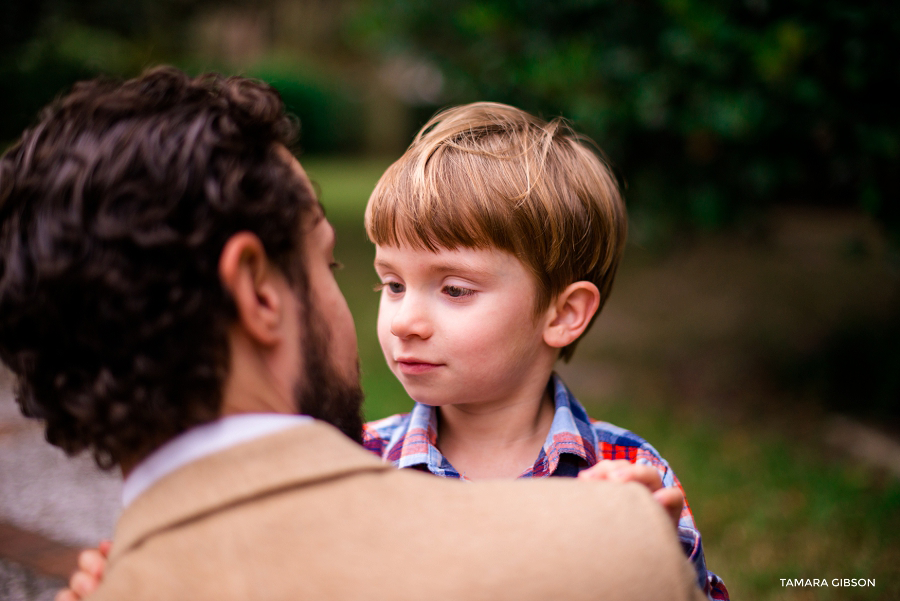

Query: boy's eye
[443,285,474,298]
[329,261,343,271]
[374,281,405,294]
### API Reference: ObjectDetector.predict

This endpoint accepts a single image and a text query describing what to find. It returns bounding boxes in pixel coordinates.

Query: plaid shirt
[363,373,729,601]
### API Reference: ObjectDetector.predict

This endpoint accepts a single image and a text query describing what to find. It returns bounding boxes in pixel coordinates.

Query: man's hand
[578,460,684,528]
[55,540,111,601]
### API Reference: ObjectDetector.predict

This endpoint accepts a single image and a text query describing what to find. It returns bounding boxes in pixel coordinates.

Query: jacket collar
[109,420,389,565]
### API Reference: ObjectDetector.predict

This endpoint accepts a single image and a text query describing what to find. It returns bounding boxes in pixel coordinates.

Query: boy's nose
[390,296,433,340]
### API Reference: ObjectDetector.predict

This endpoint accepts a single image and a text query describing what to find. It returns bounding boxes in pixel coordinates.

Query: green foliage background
[3,1,897,243]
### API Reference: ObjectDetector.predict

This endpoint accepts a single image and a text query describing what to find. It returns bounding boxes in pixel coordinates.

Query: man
[0,67,704,601]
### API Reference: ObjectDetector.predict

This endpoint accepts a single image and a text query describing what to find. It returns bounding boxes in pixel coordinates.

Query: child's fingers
[54,589,79,601]
[577,460,633,481]
[77,548,107,578]
[652,487,685,528]
[605,464,664,492]
[579,461,681,528]
[62,543,109,600]
[69,567,101,598]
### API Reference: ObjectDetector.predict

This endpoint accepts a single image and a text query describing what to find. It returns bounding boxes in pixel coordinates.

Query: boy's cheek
[375,314,395,358]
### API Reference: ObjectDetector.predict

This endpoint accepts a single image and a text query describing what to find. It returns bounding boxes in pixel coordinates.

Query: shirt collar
[536,373,598,474]
[122,413,311,507]
[394,374,598,478]
[394,401,460,477]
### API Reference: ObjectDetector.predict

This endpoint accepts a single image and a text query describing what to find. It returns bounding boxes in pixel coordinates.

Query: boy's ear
[218,232,287,346]
[542,281,601,350]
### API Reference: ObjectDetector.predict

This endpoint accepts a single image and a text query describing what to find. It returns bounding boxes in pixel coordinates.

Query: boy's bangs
[365,154,519,254]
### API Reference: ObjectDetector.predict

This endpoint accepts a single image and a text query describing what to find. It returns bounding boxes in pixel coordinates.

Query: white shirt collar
[122,413,311,507]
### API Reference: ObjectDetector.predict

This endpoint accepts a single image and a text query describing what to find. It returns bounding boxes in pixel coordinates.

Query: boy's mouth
[395,359,442,375]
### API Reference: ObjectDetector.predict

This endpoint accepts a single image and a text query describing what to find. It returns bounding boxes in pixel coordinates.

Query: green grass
[302,155,900,600]
[587,401,900,600]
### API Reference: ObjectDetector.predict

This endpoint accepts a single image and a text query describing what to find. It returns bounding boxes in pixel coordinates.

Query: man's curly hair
[0,67,316,469]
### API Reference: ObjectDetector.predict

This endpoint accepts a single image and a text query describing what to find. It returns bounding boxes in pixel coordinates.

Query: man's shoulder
[355,472,706,601]
[101,431,703,601]
[383,468,667,549]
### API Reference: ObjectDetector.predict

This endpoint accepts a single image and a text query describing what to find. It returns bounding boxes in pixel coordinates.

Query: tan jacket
[93,421,705,601]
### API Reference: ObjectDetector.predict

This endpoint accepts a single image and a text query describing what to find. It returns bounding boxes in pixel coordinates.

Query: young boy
[60,102,727,601]
[362,102,728,600]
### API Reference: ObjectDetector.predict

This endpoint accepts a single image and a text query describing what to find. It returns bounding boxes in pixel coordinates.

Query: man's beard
[292,302,365,444]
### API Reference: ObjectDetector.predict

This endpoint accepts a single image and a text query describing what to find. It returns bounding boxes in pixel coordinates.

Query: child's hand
[55,540,111,601]
[578,460,684,528]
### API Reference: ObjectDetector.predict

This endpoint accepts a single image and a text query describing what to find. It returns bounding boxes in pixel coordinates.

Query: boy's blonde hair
[365,102,626,361]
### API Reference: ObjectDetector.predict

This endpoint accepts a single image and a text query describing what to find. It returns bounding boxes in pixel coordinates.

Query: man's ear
[542,281,601,349]
[218,232,286,346]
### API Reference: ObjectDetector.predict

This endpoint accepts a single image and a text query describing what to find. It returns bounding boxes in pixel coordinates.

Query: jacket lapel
[109,420,388,565]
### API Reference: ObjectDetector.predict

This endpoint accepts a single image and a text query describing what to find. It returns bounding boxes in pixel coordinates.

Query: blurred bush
[0,0,210,144]
[0,23,147,142]
[249,64,365,155]
[0,0,366,156]
[354,0,900,243]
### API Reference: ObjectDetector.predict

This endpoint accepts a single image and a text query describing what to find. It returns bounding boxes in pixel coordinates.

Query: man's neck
[117,330,297,481]
[435,380,556,480]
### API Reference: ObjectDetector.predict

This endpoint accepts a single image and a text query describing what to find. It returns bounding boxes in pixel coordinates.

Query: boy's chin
[398,385,452,408]
[405,393,447,407]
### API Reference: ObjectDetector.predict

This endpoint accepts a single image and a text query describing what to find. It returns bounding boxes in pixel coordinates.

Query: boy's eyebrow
[374,256,496,279]
[428,261,493,278]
